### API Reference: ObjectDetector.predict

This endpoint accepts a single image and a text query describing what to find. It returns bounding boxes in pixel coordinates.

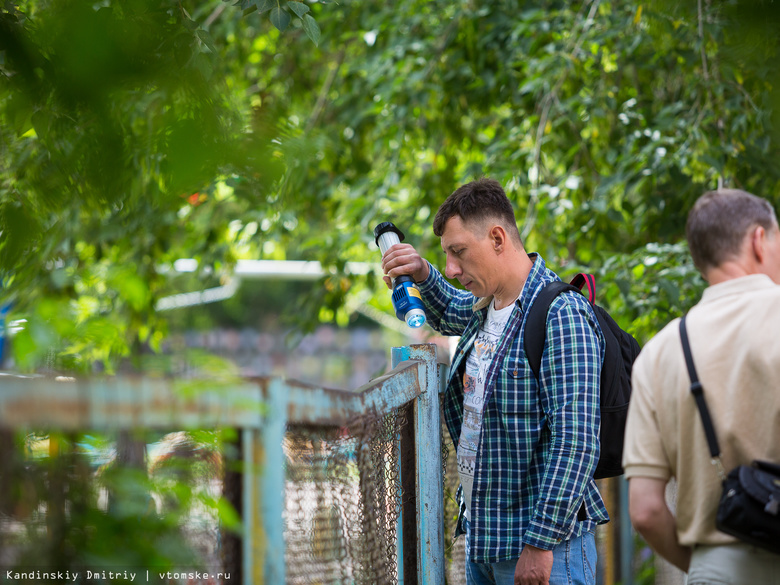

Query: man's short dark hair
[433,178,521,242]
[686,189,778,273]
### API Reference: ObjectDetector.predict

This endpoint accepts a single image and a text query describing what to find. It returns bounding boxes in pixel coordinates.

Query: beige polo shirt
[623,274,780,546]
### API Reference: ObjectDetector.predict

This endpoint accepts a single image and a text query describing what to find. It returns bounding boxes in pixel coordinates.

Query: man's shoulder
[523,255,590,311]
[634,316,683,370]
[549,285,592,311]
[536,281,598,329]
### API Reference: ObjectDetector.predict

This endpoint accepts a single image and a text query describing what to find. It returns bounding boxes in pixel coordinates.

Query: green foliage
[237,0,322,43]
[4,430,235,579]
[243,0,779,337]
[630,534,657,585]
[0,0,289,372]
[595,242,707,344]
[2,0,780,371]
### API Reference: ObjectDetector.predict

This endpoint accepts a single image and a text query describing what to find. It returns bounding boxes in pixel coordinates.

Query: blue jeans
[464,519,597,585]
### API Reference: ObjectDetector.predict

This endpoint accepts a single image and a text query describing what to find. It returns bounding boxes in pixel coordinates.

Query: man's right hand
[380,243,430,289]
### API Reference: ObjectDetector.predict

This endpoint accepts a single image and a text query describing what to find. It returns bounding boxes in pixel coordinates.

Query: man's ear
[751,225,767,265]
[489,225,507,252]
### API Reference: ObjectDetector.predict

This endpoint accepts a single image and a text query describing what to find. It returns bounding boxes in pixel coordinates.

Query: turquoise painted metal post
[242,427,261,584]
[262,378,288,584]
[393,344,446,585]
[411,344,445,585]
[392,346,409,585]
[243,379,287,585]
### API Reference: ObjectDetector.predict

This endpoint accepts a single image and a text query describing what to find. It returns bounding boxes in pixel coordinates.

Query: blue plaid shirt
[418,254,609,562]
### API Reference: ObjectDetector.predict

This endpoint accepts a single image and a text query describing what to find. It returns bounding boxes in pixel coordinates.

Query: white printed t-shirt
[458,297,517,520]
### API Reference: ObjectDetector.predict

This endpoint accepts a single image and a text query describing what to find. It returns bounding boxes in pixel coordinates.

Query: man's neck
[492,250,533,310]
[705,260,758,286]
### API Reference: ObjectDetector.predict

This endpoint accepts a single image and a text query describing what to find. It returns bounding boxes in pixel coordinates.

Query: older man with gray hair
[624,189,780,583]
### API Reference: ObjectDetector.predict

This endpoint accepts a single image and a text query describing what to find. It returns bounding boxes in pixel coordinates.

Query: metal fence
[0,343,448,585]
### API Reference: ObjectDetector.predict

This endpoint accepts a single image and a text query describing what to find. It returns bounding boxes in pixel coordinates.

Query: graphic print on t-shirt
[457,300,515,519]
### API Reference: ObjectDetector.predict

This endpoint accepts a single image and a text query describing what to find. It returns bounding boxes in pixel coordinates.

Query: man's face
[440,215,498,297]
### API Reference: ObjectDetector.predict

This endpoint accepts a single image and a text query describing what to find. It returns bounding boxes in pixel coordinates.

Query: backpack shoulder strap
[570,273,596,303]
[524,280,581,379]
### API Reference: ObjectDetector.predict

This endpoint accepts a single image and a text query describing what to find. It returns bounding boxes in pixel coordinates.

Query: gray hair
[686,189,778,272]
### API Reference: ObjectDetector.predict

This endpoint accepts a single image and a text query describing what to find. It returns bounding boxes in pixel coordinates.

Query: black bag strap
[524,280,581,379]
[679,315,722,459]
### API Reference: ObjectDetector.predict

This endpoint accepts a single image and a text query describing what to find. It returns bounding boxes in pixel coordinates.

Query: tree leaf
[0,203,37,270]
[197,30,218,54]
[256,0,275,14]
[270,6,291,31]
[302,14,320,46]
[182,16,198,31]
[287,1,309,18]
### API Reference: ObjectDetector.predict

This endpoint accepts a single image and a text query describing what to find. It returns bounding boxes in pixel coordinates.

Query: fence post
[393,347,416,585]
[393,344,445,585]
[244,379,287,585]
[619,476,634,585]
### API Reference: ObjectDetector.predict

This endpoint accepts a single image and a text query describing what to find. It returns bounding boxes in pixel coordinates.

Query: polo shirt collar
[701,273,777,304]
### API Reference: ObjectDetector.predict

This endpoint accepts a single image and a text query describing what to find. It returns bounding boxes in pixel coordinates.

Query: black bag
[680,316,780,554]
[524,273,641,479]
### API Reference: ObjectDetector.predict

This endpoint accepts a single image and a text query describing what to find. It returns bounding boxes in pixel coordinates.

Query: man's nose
[445,257,461,280]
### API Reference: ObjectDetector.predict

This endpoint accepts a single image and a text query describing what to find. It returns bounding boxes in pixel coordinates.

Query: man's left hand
[514,545,553,585]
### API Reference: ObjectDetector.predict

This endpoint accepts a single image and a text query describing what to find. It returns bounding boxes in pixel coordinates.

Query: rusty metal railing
[0,343,447,585]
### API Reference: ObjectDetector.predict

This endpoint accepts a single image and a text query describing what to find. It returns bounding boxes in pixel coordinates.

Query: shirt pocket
[496,358,537,414]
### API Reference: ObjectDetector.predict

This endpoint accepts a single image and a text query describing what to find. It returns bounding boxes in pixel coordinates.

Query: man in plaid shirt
[382,178,609,585]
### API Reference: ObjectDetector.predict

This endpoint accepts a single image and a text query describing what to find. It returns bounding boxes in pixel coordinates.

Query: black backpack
[523,273,641,479]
